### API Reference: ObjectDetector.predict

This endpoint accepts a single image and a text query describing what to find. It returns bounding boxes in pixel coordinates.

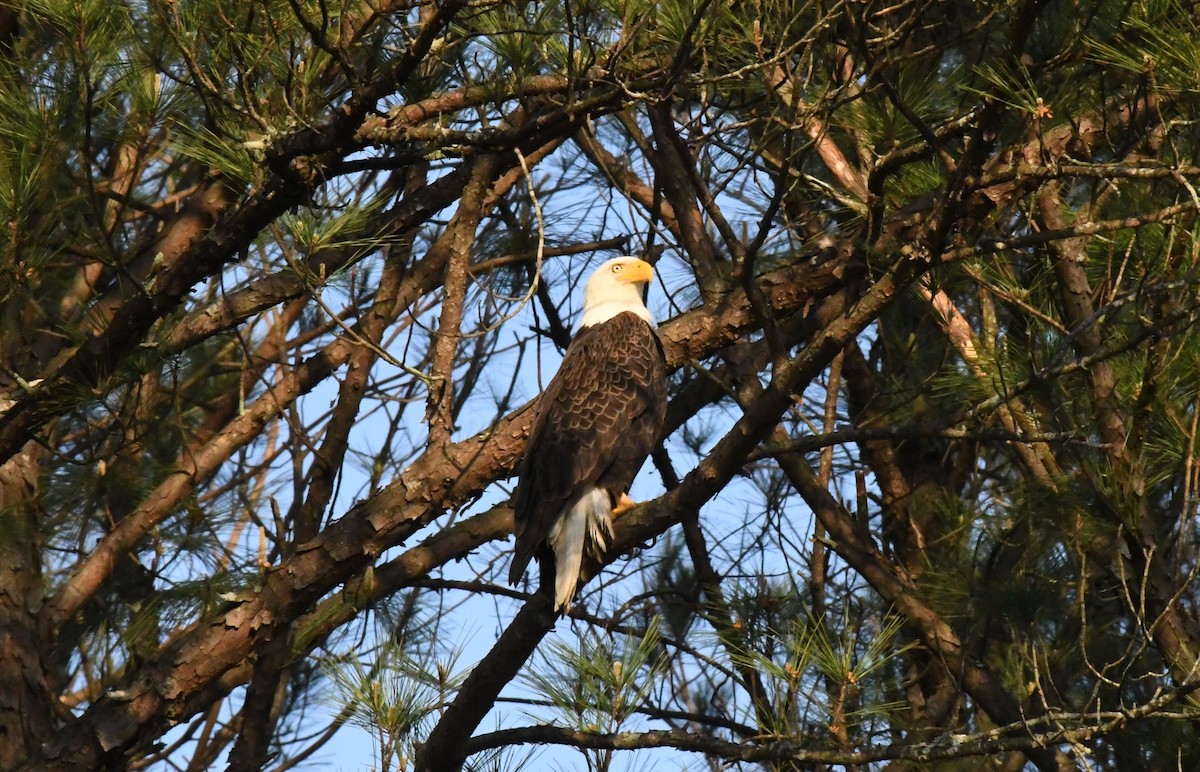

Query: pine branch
[29,248,857,769]
[462,682,1200,766]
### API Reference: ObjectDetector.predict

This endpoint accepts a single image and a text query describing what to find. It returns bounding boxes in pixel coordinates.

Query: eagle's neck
[578,288,654,330]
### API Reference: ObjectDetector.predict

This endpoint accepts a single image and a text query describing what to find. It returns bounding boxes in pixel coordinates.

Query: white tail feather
[548,488,613,612]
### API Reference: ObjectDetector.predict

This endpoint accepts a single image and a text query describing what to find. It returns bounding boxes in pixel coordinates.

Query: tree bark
[0,443,53,768]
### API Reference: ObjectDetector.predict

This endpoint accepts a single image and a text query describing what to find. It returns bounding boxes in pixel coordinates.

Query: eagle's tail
[548,487,613,613]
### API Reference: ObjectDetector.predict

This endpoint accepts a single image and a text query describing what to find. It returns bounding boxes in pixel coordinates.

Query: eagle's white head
[578,256,656,329]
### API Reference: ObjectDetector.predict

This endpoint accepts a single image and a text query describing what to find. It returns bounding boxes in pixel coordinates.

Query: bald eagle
[509,257,667,613]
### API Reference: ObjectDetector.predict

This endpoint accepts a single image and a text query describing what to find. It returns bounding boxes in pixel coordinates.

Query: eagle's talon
[612,492,638,518]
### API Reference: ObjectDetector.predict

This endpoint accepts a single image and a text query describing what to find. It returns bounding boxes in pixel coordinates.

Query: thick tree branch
[412,594,557,771]
[426,157,501,449]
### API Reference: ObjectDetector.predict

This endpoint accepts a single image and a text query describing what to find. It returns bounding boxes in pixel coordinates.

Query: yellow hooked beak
[614,258,655,285]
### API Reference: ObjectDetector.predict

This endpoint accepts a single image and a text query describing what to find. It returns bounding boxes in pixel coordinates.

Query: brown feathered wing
[508,311,667,593]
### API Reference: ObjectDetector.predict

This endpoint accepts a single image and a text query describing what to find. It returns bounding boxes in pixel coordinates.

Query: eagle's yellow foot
[612,492,638,518]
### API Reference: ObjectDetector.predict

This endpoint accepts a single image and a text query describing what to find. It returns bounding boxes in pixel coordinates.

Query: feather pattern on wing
[508,310,666,610]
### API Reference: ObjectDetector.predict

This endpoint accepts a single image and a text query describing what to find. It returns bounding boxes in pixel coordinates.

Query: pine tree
[1,0,1199,769]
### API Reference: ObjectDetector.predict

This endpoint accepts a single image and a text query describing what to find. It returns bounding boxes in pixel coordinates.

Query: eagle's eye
[612,264,623,273]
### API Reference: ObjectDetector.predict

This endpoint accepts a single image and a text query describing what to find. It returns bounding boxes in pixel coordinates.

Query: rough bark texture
[0,444,52,769]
